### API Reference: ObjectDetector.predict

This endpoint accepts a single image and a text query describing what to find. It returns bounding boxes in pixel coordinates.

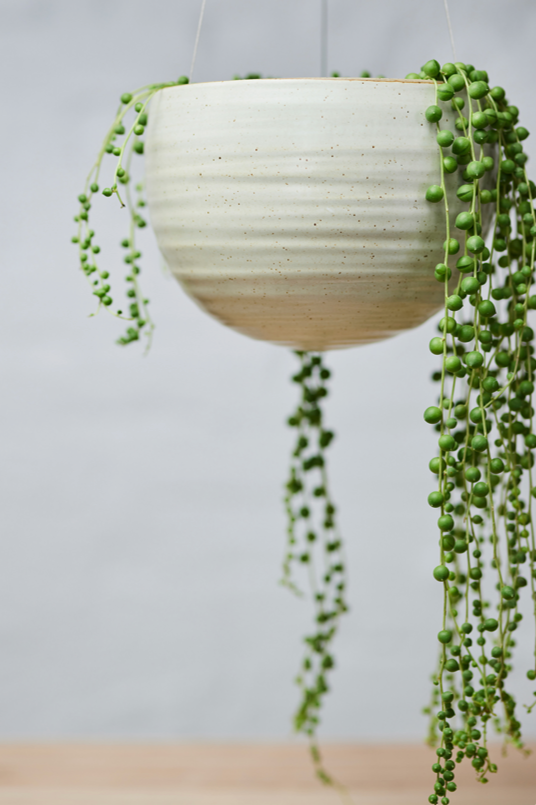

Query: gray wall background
[1,0,536,741]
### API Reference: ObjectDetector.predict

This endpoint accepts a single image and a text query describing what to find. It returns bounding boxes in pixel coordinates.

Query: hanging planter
[71,58,536,805]
[145,77,492,349]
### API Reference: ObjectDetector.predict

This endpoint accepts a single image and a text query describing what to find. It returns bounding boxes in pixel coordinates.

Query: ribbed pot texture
[145,78,492,350]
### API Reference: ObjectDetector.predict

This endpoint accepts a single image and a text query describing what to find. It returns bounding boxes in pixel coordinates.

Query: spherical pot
[145,78,491,351]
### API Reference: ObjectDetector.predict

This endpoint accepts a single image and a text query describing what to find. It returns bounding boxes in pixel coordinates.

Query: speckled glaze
[145,78,491,350]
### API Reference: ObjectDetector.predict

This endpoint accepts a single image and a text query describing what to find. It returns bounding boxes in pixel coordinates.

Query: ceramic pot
[145,78,492,350]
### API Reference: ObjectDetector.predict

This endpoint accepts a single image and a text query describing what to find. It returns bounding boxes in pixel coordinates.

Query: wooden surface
[0,743,533,804]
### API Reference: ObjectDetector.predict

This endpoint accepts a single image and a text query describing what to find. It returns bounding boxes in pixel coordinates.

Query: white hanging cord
[189,0,207,84]
[320,0,328,77]
[442,0,457,62]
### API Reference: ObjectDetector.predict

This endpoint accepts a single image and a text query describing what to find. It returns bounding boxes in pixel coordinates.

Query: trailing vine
[72,76,190,348]
[411,58,536,804]
[283,351,348,786]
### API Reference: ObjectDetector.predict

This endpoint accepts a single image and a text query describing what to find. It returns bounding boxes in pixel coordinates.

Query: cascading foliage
[72,77,190,348]
[72,61,536,805]
[410,58,536,805]
[282,351,347,785]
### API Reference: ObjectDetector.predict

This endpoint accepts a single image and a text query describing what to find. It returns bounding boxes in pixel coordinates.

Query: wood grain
[0,743,532,804]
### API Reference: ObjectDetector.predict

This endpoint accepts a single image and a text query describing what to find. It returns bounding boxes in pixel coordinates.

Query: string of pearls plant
[283,351,347,786]
[408,58,536,805]
[71,63,536,803]
[71,76,189,347]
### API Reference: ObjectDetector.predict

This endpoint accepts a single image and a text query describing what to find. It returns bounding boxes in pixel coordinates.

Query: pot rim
[176,76,434,89]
